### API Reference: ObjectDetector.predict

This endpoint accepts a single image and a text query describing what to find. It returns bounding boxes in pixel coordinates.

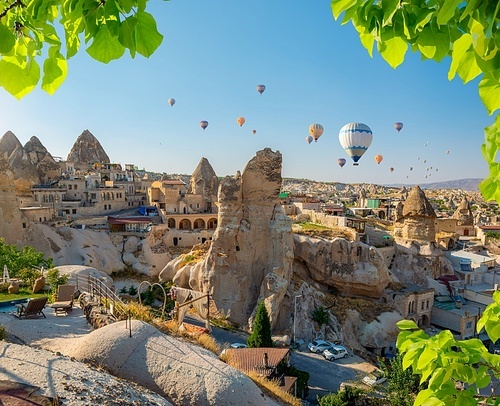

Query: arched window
[179,219,191,230]
[193,219,205,229]
[208,218,217,229]
[167,218,176,228]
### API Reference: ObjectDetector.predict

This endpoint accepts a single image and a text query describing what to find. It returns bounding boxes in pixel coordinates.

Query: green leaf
[118,0,134,13]
[486,317,500,343]
[381,0,400,27]
[417,25,438,59]
[476,365,491,388]
[0,23,16,54]
[397,319,419,330]
[86,25,126,63]
[459,0,481,22]
[42,48,68,94]
[448,34,472,80]
[360,31,375,57]
[437,0,461,26]
[415,8,434,31]
[456,49,482,83]
[417,346,438,371]
[118,16,137,57]
[378,28,408,68]
[479,72,500,115]
[0,57,40,99]
[134,11,163,58]
[331,0,358,21]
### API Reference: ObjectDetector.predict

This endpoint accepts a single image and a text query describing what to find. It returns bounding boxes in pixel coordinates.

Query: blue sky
[0,1,491,185]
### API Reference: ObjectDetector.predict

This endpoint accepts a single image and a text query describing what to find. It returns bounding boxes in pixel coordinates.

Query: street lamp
[293,294,303,347]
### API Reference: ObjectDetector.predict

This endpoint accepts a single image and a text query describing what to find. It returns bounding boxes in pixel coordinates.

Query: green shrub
[119,286,128,294]
[128,285,138,296]
[46,268,69,300]
[0,283,8,293]
[18,268,43,288]
[0,325,6,341]
[318,385,364,406]
[311,306,329,328]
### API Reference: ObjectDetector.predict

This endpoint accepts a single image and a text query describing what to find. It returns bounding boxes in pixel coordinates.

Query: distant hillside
[387,178,481,191]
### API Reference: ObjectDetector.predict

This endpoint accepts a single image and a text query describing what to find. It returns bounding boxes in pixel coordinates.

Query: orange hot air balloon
[374,154,383,164]
[200,121,208,130]
[309,124,324,141]
[237,117,246,126]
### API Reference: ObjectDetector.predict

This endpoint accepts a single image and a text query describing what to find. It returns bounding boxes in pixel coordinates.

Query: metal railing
[74,273,127,318]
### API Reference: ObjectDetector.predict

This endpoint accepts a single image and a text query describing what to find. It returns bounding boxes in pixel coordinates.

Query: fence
[73,273,127,318]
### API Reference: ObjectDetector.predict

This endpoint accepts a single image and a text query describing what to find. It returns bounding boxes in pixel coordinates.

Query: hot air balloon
[237,117,246,126]
[390,167,394,173]
[200,121,208,130]
[446,150,450,154]
[252,130,257,135]
[410,167,413,171]
[423,160,427,163]
[338,122,373,166]
[256,84,266,94]
[394,122,403,132]
[337,158,346,168]
[417,157,420,160]
[309,124,324,141]
[375,154,383,164]
[305,135,313,144]
[168,98,175,107]
[424,142,429,147]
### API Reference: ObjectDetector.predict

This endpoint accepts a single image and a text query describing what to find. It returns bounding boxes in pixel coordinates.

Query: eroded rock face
[24,136,61,183]
[67,129,110,166]
[0,131,40,189]
[162,149,294,328]
[188,157,219,202]
[394,185,436,243]
[293,235,392,298]
[452,196,473,226]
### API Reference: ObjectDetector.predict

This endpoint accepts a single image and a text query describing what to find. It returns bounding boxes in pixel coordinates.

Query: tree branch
[0,0,26,21]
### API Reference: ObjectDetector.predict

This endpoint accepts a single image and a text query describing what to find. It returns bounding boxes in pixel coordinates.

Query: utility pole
[293,294,302,347]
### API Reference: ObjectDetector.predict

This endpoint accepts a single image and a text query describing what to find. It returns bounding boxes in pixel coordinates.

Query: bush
[119,286,128,294]
[311,306,329,327]
[0,325,6,341]
[128,285,138,296]
[282,365,310,399]
[0,282,8,293]
[46,268,69,300]
[18,268,43,288]
[318,385,364,406]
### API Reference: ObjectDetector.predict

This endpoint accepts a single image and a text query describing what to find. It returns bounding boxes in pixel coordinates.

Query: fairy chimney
[393,185,436,242]
[452,197,473,226]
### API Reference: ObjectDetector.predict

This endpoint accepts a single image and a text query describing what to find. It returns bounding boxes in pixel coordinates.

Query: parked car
[230,343,248,349]
[323,345,349,361]
[362,370,387,386]
[308,339,334,354]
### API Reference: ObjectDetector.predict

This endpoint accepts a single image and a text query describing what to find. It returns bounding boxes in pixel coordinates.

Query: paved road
[186,316,376,405]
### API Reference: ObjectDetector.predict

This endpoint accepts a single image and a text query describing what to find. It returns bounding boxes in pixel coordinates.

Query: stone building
[452,196,475,236]
[383,283,434,327]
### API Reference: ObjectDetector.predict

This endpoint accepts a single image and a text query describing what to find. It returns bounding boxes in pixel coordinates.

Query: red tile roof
[225,348,290,377]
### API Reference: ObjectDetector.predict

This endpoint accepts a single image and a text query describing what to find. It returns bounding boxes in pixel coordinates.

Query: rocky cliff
[160,149,294,329]
[67,129,110,166]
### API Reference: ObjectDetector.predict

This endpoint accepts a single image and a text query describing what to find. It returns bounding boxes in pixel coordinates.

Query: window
[72,209,76,214]
[68,185,72,190]
[421,302,424,310]
[74,184,78,190]
[22,223,26,228]
[466,321,472,329]
[426,300,429,309]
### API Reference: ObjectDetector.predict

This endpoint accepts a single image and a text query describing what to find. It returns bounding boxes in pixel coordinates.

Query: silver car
[307,339,334,353]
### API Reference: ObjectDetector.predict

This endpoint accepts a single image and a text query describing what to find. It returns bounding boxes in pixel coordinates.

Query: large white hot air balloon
[338,122,373,166]
[309,124,324,142]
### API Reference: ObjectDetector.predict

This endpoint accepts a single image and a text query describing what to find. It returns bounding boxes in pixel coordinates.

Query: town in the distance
[1,128,498,404]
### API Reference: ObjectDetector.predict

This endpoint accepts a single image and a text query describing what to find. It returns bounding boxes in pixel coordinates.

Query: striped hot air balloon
[338,122,373,165]
[309,124,324,141]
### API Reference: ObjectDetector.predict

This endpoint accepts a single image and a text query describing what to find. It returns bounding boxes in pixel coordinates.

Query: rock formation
[66,129,110,167]
[393,185,436,243]
[188,157,219,202]
[0,131,40,189]
[160,149,294,329]
[293,235,392,298]
[57,320,279,406]
[452,196,473,225]
[24,136,61,183]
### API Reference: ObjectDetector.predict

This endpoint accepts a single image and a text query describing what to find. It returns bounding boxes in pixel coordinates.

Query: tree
[0,0,163,98]
[247,301,273,348]
[378,353,422,406]
[395,290,500,405]
[331,1,500,204]
[0,238,53,277]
